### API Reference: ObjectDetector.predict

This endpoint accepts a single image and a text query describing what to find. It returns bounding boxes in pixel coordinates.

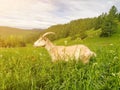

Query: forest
[42,6,120,40]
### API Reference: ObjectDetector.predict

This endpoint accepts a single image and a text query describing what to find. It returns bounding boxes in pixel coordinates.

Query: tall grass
[0,45,120,90]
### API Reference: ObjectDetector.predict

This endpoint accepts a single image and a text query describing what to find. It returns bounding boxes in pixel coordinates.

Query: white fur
[34,32,96,64]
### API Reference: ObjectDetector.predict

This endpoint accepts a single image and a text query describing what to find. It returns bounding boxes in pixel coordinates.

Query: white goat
[34,32,96,64]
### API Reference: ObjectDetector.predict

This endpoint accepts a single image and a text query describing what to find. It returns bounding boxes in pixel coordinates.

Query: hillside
[0,26,42,47]
[54,18,120,46]
[38,6,120,41]
[0,26,41,38]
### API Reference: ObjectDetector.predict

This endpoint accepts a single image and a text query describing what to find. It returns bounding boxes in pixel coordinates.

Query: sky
[0,0,120,29]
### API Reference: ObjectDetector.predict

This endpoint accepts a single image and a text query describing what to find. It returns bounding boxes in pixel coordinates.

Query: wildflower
[113,56,118,60]
[64,40,68,45]
[112,73,116,77]
[109,43,113,46]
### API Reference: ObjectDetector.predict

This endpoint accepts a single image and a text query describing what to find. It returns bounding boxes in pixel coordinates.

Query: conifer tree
[100,6,117,37]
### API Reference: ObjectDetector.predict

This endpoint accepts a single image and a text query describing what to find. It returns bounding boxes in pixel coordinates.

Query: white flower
[113,56,118,60]
[112,73,116,77]
[109,43,113,46]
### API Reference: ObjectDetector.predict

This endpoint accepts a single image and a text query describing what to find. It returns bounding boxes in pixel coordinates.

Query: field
[0,3,120,90]
[0,31,120,90]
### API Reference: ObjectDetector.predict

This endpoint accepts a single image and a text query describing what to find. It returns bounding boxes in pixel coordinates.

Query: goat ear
[43,37,47,41]
[40,35,45,39]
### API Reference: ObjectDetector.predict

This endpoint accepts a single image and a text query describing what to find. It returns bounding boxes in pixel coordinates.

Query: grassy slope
[0,26,41,38]
[54,22,120,49]
[0,42,120,90]
[0,24,120,89]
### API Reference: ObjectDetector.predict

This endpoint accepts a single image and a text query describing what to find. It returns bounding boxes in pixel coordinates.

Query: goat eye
[37,40,40,43]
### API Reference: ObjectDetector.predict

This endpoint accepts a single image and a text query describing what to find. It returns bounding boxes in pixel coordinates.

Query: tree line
[41,5,120,40]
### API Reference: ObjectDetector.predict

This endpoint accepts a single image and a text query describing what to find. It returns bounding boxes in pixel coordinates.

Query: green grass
[0,36,120,90]
[0,29,120,90]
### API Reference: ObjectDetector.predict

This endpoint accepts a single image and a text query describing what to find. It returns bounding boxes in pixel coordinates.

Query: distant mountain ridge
[0,26,42,37]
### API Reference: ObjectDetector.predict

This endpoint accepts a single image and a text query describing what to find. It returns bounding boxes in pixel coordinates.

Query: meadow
[0,4,120,90]
[0,32,120,90]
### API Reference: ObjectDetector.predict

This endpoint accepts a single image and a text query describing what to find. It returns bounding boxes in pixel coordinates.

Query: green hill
[0,26,42,47]
[39,6,120,41]
[0,26,41,38]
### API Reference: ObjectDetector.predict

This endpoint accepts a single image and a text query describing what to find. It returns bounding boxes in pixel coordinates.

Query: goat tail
[91,51,96,57]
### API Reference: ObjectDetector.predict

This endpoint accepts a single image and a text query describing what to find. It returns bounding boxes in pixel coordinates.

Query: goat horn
[42,32,55,37]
